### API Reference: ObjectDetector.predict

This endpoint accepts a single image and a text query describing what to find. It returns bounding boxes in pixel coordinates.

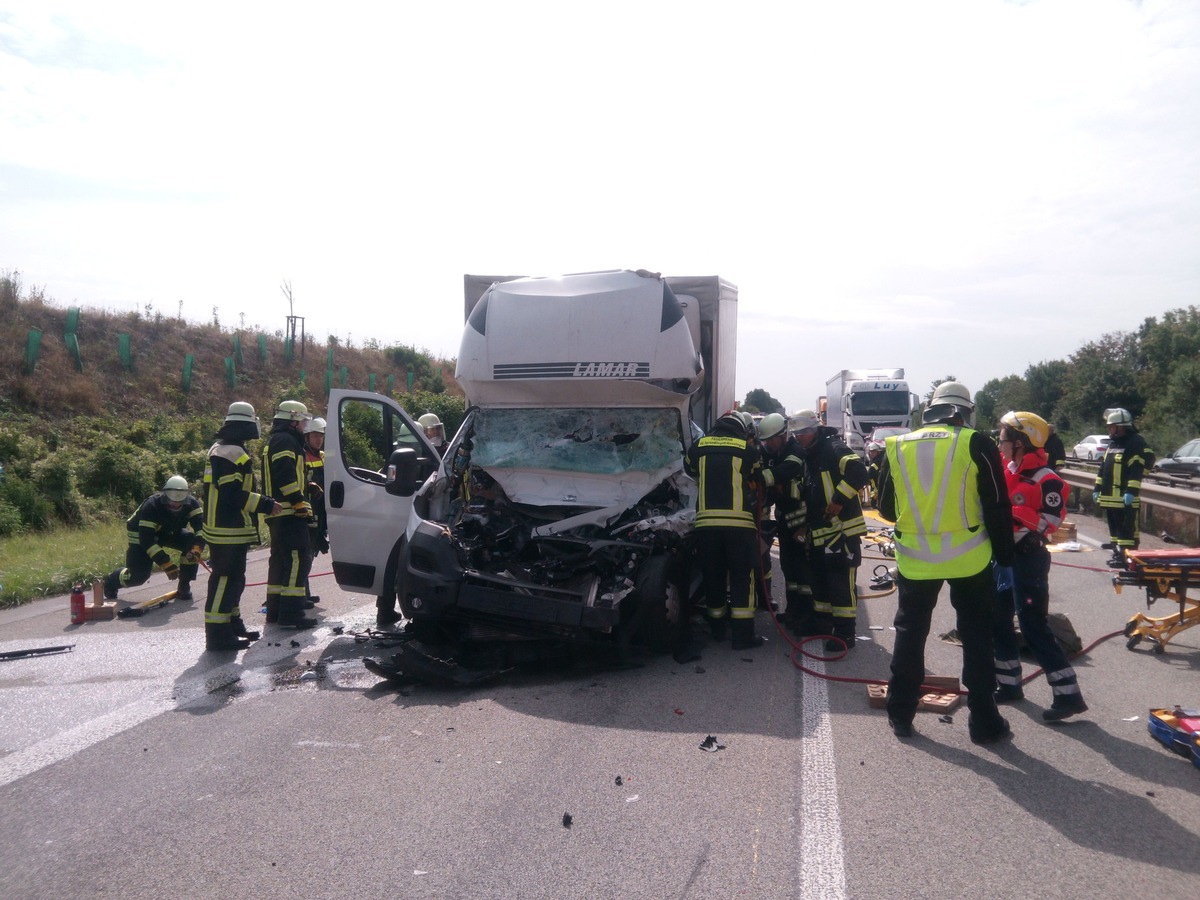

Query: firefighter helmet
[304,416,326,435]
[224,401,258,424]
[418,413,442,429]
[758,413,787,441]
[163,475,190,502]
[924,381,973,425]
[715,412,750,438]
[999,410,1050,449]
[1104,407,1133,426]
[418,412,445,444]
[788,409,820,434]
[274,400,309,422]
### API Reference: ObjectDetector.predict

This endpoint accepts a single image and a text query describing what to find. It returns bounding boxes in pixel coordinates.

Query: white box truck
[824,368,913,453]
[324,269,737,651]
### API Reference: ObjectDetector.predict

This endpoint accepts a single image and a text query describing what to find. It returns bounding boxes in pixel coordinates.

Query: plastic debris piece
[694,666,705,674]
[938,714,953,724]
[698,735,726,752]
[1122,716,1140,722]
[290,640,300,648]
[332,625,344,635]
[299,671,318,681]
[1060,541,1082,552]
[562,813,573,828]
[414,870,428,876]
[674,708,684,715]
[626,794,640,802]
[868,625,884,631]
[615,776,623,786]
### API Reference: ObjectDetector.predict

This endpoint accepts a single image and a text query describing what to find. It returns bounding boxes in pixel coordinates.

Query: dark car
[1155,439,1200,477]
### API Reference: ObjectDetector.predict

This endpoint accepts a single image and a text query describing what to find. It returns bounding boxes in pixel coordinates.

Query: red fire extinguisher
[70,583,87,624]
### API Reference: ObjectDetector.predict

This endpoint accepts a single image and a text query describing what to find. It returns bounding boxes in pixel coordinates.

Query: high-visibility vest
[885,426,992,579]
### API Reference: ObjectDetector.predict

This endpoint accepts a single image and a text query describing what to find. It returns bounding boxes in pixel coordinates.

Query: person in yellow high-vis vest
[876,382,1015,744]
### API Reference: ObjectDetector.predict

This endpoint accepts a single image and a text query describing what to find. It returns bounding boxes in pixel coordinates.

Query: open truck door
[324,389,441,601]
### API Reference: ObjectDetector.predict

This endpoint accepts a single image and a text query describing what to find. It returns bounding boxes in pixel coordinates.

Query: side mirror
[385,448,420,497]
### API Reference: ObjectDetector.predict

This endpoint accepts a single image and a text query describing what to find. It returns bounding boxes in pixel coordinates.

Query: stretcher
[1113,548,1200,654]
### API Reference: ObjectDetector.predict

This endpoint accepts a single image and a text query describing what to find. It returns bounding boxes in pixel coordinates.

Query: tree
[742,388,784,414]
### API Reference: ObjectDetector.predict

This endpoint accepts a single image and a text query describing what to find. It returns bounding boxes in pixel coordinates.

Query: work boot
[707,616,729,642]
[231,616,260,642]
[264,596,280,624]
[278,598,318,631]
[175,582,194,602]
[1042,696,1089,722]
[994,685,1025,704]
[376,597,402,628]
[730,619,764,650]
[968,715,1012,745]
[824,637,854,653]
[205,622,252,652]
[307,594,321,605]
[889,717,914,739]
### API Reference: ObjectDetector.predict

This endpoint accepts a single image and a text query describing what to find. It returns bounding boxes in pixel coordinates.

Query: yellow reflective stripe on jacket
[885,426,992,579]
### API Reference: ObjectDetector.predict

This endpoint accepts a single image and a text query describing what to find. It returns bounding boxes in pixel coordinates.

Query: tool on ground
[0,644,75,661]
[1114,548,1200,654]
[116,588,178,619]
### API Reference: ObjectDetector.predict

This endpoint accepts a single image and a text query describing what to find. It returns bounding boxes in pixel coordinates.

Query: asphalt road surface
[1,513,1198,899]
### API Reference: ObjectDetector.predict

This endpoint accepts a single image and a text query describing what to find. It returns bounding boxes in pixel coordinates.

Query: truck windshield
[470,408,684,475]
[849,393,910,416]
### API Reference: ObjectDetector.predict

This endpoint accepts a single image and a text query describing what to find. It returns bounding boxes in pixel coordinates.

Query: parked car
[1072,435,1111,460]
[1154,439,1200,477]
[868,426,910,444]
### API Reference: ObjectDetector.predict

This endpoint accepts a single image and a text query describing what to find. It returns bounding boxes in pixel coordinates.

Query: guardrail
[1058,465,1200,543]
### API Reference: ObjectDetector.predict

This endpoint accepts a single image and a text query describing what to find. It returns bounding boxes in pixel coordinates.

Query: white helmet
[1104,407,1133,426]
[163,475,190,503]
[758,412,788,441]
[305,416,326,435]
[924,381,973,425]
[274,400,309,422]
[788,409,820,434]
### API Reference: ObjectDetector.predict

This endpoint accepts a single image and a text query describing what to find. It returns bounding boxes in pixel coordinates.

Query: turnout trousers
[886,565,1004,731]
[695,527,758,626]
[266,517,312,613]
[993,542,1082,706]
[205,543,249,625]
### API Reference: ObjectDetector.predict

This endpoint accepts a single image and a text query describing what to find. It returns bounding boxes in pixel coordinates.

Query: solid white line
[799,655,848,900]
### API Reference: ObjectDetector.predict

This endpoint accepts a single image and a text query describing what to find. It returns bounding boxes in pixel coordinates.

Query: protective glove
[161,561,180,580]
[1092,491,1100,505]
[993,564,1014,594]
[1123,492,1135,507]
[292,500,312,519]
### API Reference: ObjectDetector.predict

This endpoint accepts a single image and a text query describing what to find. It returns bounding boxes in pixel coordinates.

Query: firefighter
[1093,407,1153,568]
[877,381,1015,743]
[262,400,317,629]
[418,412,449,457]
[302,416,329,605]
[684,411,766,650]
[864,440,886,507]
[202,402,281,652]
[792,409,870,652]
[758,412,814,635]
[104,475,205,603]
[992,411,1087,720]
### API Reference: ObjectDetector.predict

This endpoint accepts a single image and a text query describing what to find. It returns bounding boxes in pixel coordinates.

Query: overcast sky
[2,1,1198,413]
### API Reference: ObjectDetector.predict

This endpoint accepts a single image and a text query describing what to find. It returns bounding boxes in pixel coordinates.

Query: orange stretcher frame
[1113,548,1200,654]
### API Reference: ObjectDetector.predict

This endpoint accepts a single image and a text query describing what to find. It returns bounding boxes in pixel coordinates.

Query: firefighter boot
[205,622,252,652]
[376,596,402,628]
[264,596,280,624]
[175,578,194,602]
[730,619,764,650]
[278,597,318,631]
[231,616,260,642]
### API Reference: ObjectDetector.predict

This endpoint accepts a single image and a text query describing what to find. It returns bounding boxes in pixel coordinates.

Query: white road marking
[800,655,848,900]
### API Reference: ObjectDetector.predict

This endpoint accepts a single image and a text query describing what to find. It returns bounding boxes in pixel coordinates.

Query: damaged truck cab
[325,269,736,651]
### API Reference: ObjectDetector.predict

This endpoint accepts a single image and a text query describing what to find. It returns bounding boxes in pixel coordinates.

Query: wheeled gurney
[1114,548,1200,654]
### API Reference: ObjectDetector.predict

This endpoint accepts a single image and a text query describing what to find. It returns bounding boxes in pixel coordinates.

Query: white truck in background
[323,269,737,651]
[824,368,914,454]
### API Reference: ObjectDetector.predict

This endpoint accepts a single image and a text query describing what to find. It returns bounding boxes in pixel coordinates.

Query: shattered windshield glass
[470,408,684,475]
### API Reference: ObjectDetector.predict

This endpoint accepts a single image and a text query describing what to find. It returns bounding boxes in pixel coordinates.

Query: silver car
[1072,434,1111,460]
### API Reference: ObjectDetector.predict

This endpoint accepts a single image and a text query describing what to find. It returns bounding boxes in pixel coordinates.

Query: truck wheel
[630,555,681,653]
